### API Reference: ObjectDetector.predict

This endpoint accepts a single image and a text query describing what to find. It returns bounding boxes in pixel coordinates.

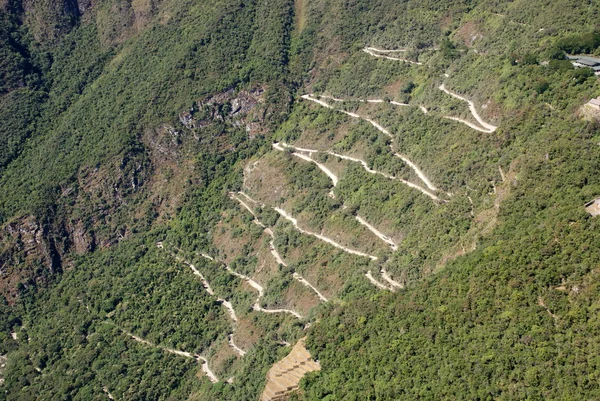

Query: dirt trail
[365,271,389,290]
[538,296,559,322]
[273,143,338,186]
[292,273,328,302]
[173,256,239,322]
[300,94,333,109]
[275,207,378,260]
[365,46,407,53]
[300,96,444,198]
[366,47,406,53]
[319,94,345,102]
[242,160,401,292]
[381,269,403,289]
[278,142,442,202]
[319,95,409,106]
[196,251,304,320]
[363,115,437,192]
[354,215,403,288]
[169,254,248,356]
[392,152,437,192]
[362,47,422,65]
[231,193,328,303]
[123,330,219,383]
[355,215,397,251]
[245,189,401,290]
[266,229,288,266]
[498,165,506,182]
[442,116,491,133]
[229,334,247,356]
[102,387,115,400]
[438,84,497,132]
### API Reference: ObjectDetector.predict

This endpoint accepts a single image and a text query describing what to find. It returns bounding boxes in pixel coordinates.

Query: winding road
[355,215,397,251]
[274,207,378,261]
[273,143,339,186]
[173,255,239,323]
[439,83,497,132]
[196,250,304,320]
[230,192,329,303]
[169,253,247,356]
[241,161,403,291]
[362,47,422,65]
[276,142,442,202]
[102,387,115,400]
[229,334,247,356]
[381,269,403,289]
[318,95,408,106]
[365,271,389,290]
[360,48,498,133]
[299,95,445,200]
[365,46,407,53]
[292,273,328,302]
[122,330,219,383]
[442,116,493,133]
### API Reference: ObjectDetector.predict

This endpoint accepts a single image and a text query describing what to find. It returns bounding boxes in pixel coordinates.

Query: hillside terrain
[2,0,600,400]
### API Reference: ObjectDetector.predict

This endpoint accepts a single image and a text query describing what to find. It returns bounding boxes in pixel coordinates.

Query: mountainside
[1,0,600,400]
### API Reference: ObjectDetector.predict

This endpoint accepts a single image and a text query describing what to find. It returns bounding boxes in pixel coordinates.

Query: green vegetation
[556,30,600,55]
[2,0,600,399]
[304,135,600,400]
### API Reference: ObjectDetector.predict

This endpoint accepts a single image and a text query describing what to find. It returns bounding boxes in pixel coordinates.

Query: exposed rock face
[261,338,320,401]
[0,354,6,386]
[4,216,54,269]
[20,0,81,42]
[0,149,149,303]
[69,220,95,255]
[4,0,166,44]
[0,215,60,304]
[178,88,267,137]
[0,83,273,304]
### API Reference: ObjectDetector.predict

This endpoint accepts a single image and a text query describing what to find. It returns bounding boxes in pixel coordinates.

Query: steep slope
[2,0,600,400]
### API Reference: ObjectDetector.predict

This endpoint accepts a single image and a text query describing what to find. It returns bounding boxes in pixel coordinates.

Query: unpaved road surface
[299,97,444,199]
[273,143,338,186]
[278,141,442,202]
[231,192,328,303]
[274,207,378,260]
[362,47,422,65]
[365,271,389,290]
[439,84,497,132]
[355,215,397,251]
[123,330,219,383]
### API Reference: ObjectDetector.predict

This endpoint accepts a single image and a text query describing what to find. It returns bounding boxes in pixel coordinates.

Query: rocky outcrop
[0,82,273,304]
[0,215,60,303]
[0,149,149,303]
[4,0,167,44]
[0,354,6,386]
[3,216,57,271]
[178,88,267,137]
[18,0,81,42]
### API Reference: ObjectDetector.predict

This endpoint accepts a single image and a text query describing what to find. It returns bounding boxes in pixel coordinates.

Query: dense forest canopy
[1,0,600,400]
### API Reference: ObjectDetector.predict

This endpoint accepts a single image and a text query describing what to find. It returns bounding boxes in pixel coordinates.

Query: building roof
[578,59,599,66]
[567,55,600,68]
[569,55,600,66]
[588,98,600,106]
